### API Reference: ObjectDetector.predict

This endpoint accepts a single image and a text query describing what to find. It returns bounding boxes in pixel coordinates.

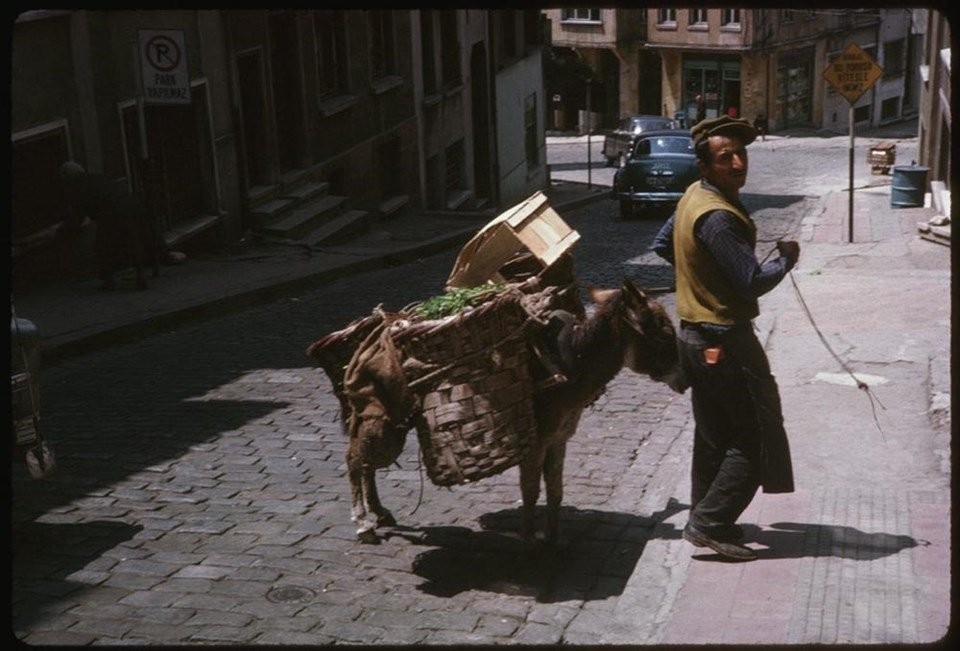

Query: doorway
[237,49,272,187]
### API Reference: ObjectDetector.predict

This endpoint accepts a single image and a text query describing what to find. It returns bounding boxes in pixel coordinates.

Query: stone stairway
[249,175,376,248]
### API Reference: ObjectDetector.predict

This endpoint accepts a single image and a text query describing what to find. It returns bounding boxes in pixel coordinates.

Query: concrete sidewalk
[610,183,952,644]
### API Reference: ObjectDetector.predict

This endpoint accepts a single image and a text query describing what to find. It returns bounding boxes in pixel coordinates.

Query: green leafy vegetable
[413,283,507,319]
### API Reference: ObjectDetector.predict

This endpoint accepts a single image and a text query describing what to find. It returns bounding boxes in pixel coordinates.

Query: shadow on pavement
[753,521,923,561]
[741,192,808,212]
[684,521,922,563]
[403,499,690,603]
[12,520,143,629]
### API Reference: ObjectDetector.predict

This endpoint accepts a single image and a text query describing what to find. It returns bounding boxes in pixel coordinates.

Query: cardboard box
[446,191,580,288]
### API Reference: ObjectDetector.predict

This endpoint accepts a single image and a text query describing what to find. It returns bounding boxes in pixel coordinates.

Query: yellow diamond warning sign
[822,42,884,104]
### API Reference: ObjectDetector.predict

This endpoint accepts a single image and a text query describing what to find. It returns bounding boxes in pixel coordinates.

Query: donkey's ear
[621,278,649,304]
[588,286,617,305]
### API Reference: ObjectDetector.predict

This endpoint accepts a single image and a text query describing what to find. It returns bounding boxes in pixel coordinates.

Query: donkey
[307,279,683,544]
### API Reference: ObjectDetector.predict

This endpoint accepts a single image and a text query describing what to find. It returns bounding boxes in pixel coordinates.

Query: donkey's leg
[348,458,379,543]
[543,440,568,544]
[362,466,396,527]
[347,421,381,543]
[519,449,546,541]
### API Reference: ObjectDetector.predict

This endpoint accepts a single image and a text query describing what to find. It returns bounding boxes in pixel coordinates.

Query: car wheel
[619,200,632,218]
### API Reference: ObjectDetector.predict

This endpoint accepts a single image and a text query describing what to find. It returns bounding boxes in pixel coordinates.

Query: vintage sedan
[602,115,680,167]
[611,130,700,218]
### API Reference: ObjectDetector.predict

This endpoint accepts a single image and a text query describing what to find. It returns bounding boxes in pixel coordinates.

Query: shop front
[682,56,741,125]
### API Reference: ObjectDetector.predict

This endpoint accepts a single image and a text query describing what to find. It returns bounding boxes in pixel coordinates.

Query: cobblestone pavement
[12,197,715,645]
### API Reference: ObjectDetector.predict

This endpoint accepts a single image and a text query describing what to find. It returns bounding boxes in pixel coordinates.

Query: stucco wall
[496,51,547,207]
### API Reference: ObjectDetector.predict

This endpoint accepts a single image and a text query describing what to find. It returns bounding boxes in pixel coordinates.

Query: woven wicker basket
[393,294,538,486]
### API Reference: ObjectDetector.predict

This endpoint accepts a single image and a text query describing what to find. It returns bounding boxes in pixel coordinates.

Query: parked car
[611,130,700,218]
[602,115,680,167]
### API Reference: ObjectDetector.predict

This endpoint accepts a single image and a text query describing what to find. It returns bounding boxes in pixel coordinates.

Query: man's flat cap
[690,115,757,147]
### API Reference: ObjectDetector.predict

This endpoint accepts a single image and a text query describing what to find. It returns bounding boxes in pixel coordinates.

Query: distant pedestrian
[59,162,172,290]
[695,94,706,123]
[651,115,800,562]
[753,113,768,141]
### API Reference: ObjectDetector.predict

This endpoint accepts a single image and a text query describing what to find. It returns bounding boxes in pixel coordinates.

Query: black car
[602,115,680,167]
[611,130,699,218]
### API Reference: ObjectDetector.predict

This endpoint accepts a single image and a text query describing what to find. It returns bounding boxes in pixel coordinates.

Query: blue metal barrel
[890,165,930,208]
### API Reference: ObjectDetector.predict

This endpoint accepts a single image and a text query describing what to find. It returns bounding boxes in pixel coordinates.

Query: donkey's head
[589,279,684,393]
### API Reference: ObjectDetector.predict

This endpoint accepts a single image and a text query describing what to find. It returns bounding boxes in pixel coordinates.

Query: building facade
[543,8,922,135]
[917,8,951,192]
[11,9,547,288]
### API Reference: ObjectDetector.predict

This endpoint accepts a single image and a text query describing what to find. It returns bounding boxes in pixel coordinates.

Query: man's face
[697,133,748,198]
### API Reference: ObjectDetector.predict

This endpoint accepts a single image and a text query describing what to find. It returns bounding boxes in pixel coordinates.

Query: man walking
[651,116,800,561]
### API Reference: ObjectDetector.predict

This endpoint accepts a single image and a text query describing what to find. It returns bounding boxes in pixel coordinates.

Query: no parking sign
[139,29,191,104]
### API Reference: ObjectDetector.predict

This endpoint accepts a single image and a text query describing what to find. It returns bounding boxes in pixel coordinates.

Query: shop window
[853,104,871,123]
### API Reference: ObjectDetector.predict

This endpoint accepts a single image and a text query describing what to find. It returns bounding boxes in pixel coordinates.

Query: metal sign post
[821,42,884,243]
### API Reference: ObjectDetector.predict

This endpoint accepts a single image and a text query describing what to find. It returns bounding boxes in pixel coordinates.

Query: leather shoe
[683,523,757,561]
[717,523,745,542]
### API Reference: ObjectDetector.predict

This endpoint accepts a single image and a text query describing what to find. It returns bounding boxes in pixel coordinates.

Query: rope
[787,271,887,441]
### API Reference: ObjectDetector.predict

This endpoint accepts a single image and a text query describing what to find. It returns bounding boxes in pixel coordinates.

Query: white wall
[495,50,548,207]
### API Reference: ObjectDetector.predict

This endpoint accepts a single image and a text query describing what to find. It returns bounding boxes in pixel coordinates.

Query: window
[688,9,708,26]
[440,9,460,88]
[561,9,601,23]
[721,9,740,27]
[444,139,465,195]
[523,9,542,48]
[368,10,395,79]
[657,8,677,25]
[421,10,437,95]
[524,93,538,169]
[12,122,72,239]
[883,38,905,78]
[498,10,517,62]
[315,10,347,98]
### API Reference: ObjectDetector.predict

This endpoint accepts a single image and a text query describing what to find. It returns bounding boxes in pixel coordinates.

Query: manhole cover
[266,585,317,604]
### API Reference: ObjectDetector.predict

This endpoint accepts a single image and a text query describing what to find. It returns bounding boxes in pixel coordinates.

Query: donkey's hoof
[357,527,380,545]
[376,511,397,527]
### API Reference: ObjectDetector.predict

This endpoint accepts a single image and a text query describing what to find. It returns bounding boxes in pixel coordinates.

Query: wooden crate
[446,191,580,288]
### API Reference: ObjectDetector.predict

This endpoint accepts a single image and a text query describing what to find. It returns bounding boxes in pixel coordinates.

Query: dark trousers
[678,322,770,537]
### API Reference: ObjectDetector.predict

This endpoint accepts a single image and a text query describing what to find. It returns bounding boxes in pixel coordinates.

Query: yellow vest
[674,181,758,325]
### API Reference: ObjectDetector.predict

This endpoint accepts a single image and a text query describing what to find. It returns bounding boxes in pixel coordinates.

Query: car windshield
[634,136,694,156]
[624,118,677,134]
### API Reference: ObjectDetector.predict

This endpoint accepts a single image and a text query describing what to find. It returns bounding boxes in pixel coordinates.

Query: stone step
[257,194,348,239]
[278,180,329,204]
[250,196,297,223]
[303,209,373,246]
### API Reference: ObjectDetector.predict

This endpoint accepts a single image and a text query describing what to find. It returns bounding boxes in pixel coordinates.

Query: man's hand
[776,240,800,266]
